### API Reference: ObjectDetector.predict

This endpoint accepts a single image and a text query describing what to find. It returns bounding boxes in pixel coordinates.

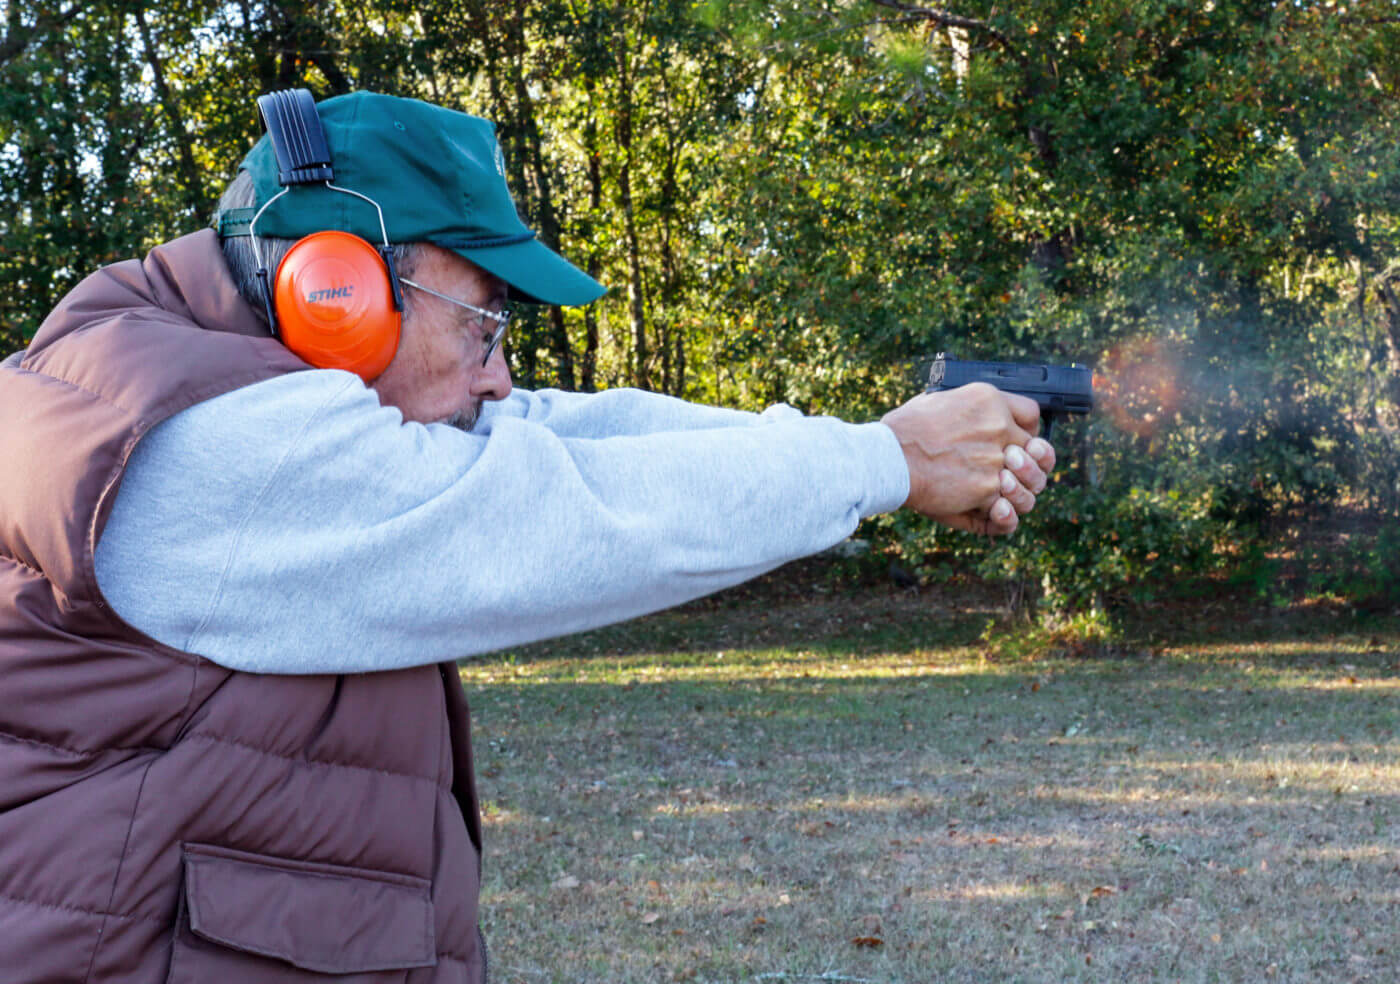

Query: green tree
[0,0,427,354]
[703,0,1400,614]
[1,1,156,353]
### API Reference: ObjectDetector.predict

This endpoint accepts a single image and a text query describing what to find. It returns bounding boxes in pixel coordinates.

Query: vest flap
[181,843,435,973]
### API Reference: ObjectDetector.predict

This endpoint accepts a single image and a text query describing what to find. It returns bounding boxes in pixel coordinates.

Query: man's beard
[446,400,483,431]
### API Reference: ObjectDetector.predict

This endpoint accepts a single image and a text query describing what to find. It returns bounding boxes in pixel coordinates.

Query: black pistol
[926,353,1094,441]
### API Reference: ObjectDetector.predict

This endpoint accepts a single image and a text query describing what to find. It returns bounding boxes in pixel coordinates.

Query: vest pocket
[166,843,436,981]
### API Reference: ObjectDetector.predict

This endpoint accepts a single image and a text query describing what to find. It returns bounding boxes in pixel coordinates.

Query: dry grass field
[460,575,1399,984]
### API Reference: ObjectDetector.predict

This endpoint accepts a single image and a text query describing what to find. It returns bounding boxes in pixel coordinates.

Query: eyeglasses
[400,277,512,366]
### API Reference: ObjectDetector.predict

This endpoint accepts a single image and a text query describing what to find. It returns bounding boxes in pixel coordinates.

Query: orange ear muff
[273,230,401,382]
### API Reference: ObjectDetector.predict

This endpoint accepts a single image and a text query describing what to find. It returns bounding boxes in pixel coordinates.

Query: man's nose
[471,345,513,402]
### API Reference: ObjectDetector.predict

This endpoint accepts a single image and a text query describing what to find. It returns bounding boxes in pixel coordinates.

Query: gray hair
[216,171,421,321]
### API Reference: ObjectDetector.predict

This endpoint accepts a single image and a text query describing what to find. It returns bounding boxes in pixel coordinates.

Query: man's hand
[880,382,1057,535]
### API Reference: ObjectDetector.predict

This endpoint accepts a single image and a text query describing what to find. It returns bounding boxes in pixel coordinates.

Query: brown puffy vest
[0,230,487,983]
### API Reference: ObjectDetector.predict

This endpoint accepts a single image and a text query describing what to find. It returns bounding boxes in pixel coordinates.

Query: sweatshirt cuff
[851,421,910,518]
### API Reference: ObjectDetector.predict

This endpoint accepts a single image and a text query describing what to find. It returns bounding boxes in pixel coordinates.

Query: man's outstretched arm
[95,371,1051,674]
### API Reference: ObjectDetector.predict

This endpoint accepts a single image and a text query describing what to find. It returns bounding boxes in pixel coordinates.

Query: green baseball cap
[222,91,605,307]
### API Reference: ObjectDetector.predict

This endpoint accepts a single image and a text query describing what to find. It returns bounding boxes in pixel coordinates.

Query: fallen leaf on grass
[641,912,661,925]
[851,936,884,948]
[1088,885,1119,899]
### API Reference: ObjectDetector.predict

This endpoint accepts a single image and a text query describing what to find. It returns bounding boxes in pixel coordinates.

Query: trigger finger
[1003,392,1042,437]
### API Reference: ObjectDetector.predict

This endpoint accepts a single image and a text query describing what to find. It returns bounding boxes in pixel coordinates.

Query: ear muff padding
[273,230,401,381]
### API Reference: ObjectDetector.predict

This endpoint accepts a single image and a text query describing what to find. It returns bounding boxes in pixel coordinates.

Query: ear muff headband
[249,89,404,382]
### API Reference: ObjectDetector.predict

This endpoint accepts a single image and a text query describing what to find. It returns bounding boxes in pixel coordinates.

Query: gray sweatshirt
[94,369,910,674]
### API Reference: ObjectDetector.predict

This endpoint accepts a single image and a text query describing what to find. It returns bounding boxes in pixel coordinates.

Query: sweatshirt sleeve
[95,370,909,674]
[476,385,803,437]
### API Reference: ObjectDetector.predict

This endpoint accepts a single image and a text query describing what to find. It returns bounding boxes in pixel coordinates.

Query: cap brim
[447,237,606,307]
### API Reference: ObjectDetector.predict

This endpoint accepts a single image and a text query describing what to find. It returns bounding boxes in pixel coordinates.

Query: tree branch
[1376,265,1400,331]
[0,2,84,67]
[133,2,208,219]
[865,0,1023,62]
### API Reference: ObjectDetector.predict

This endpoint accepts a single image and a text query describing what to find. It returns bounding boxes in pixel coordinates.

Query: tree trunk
[674,328,686,397]
[947,26,969,82]
[100,8,129,215]
[615,32,649,389]
[1376,265,1400,407]
[509,0,575,389]
[1372,265,1400,512]
[240,0,277,94]
[133,3,207,221]
[581,78,603,393]
[1353,256,1366,329]
[658,96,681,396]
[472,13,539,387]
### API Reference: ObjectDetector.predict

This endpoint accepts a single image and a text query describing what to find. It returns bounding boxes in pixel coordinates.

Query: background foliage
[4,0,1398,621]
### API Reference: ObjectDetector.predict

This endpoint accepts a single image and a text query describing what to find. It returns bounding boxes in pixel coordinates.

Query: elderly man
[0,90,1053,982]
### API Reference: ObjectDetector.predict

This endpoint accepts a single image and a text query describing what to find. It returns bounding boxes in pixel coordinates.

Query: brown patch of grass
[462,584,1400,983]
